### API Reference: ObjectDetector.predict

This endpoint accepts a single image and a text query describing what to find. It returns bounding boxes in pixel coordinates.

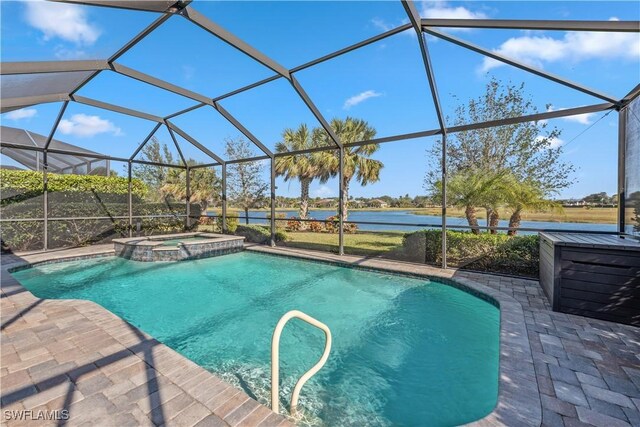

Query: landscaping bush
[324,215,339,233]
[0,170,146,205]
[235,225,288,243]
[0,202,200,252]
[212,209,239,233]
[464,234,539,277]
[343,222,358,234]
[0,170,205,251]
[402,230,539,277]
[309,221,323,233]
[286,216,303,231]
[322,216,358,234]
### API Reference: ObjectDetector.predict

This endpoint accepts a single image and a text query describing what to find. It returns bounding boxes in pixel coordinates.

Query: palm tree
[274,124,320,220]
[161,160,221,213]
[503,176,560,235]
[313,118,383,221]
[438,169,506,234]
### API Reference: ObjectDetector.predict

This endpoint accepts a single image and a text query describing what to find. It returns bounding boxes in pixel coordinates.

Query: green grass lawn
[283,230,405,256]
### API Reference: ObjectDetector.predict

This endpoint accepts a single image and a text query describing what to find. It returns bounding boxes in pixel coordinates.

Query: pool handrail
[271,310,332,416]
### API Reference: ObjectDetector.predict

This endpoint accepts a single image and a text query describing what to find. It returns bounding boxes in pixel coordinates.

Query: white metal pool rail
[271,310,332,416]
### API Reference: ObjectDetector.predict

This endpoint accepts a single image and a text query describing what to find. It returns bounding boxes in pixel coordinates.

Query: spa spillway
[113,233,245,262]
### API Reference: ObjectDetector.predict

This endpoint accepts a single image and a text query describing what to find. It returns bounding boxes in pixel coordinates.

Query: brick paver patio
[1,244,639,426]
[454,270,640,427]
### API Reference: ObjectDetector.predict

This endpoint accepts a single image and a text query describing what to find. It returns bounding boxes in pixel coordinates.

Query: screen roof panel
[0,1,162,62]
[193,1,409,69]
[1,71,92,100]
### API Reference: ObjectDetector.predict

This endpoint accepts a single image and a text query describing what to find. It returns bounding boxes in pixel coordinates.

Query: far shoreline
[206,206,619,225]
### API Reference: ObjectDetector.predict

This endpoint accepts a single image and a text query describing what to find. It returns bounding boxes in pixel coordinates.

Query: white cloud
[536,135,564,149]
[480,18,640,72]
[371,2,485,37]
[5,108,37,120]
[371,18,395,33]
[311,185,335,198]
[25,0,100,45]
[421,1,487,20]
[547,105,595,125]
[370,17,416,39]
[343,90,382,110]
[54,45,88,59]
[58,114,122,138]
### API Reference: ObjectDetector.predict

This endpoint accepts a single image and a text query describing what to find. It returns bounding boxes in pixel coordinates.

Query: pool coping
[2,244,541,427]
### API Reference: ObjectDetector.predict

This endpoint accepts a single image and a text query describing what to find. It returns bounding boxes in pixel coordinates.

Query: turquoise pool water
[12,252,499,426]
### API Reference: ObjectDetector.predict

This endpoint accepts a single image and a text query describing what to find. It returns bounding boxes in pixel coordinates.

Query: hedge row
[2,196,189,218]
[1,203,201,252]
[0,170,147,205]
[402,230,539,277]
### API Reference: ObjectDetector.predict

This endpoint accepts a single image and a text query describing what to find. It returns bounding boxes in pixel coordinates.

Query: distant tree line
[558,192,618,207]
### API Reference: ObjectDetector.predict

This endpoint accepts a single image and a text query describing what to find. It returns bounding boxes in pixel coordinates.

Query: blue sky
[1,0,639,200]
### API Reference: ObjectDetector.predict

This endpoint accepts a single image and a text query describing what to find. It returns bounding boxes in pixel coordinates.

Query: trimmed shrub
[286,216,303,231]
[324,215,337,233]
[235,225,288,243]
[0,203,201,251]
[0,170,204,251]
[0,170,146,205]
[402,229,539,277]
[212,209,239,233]
[343,222,358,234]
[322,215,358,234]
[464,234,539,277]
[309,221,323,233]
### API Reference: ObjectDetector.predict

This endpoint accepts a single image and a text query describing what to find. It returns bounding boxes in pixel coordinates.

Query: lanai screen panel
[1,72,92,107]
[625,97,640,237]
[0,126,107,174]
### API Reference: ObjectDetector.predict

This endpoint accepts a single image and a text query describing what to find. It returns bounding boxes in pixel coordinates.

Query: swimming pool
[12,252,499,426]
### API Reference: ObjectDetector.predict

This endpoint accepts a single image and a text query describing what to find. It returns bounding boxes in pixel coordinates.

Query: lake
[211,210,617,234]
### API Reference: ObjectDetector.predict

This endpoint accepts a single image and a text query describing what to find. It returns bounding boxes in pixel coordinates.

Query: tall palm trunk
[300,177,311,219]
[341,176,350,222]
[244,207,249,225]
[508,208,522,236]
[489,209,500,234]
[465,205,480,234]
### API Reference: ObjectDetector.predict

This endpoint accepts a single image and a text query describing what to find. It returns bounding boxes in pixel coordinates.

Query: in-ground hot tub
[113,232,245,262]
